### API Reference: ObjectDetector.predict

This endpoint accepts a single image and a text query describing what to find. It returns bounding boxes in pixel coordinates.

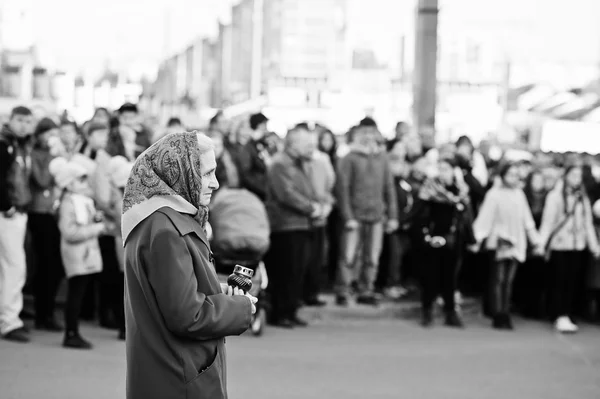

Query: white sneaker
[555,316,579,333]
[383,286,408,299]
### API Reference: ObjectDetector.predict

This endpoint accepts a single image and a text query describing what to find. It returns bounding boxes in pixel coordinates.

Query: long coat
[124,207,252,399]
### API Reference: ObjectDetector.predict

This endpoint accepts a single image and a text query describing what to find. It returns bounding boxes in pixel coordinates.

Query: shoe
[63,332,93,349]
[304,298,327,307]
[36,319,64,332]
[269,318,295,329]
[444,312,465,329]
[421,310,433,328]
[336,295,349,307]
[492,314,504,329]
[290,316,308,327]
[118,330,126,341]
[356,294,380,306]
[384,286,408,300]
[2,327,30,343]
[555,316,578,334]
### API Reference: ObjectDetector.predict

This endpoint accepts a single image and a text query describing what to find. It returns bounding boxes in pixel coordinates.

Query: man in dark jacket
[265,125,323,327]
[336,126,398,306]
[0,106,35,343]
[237,112,270,200]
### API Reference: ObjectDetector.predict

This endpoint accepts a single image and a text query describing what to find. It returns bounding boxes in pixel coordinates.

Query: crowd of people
[1,103,600,349]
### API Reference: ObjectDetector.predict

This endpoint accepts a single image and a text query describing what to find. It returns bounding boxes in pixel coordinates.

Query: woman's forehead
[199,150,217,173]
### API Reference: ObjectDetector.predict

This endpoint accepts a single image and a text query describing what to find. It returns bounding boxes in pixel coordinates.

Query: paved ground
[1,314,599,399]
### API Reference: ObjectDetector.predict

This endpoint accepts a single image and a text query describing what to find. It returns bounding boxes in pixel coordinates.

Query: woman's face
[389,142,406,177]
[438,161,455,185]
[319,133,334,152]
[404,135,422,159]
[530,173,545,192]
[60,125,79,149]
[198,150,220,206]
[93,110,110,125]
[502,166,521,188]
[565,167,583,189]
[88,128,109,151]
[38,128,59,148]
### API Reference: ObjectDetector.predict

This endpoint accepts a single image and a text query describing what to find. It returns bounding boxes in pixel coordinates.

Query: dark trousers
[98,236,125,332]
[378,231,411,289]
[490,258,518,315]
[514,256,547,318]
[550,250,585,318]
[265,230,312,321]
[421,247,458,313]
[28,213,65,324]
[65,275,92,333]
[303,227,325,301]
[325,209,341,288]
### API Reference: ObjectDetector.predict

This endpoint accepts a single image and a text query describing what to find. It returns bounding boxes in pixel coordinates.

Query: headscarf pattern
[121,132,209,244]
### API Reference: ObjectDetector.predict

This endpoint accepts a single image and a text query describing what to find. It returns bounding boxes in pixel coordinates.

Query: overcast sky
[3,0,599,76]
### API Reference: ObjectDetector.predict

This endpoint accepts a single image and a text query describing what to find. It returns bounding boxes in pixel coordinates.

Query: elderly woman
[122,132,256,399]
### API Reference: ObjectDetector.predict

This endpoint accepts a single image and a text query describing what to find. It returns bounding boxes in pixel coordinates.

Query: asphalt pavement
[1,314,599,399]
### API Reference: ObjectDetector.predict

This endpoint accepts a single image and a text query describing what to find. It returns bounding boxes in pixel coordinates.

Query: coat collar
[156,207,210,248]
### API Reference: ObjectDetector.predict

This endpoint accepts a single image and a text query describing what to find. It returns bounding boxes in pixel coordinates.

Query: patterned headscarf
[121,132,210,244]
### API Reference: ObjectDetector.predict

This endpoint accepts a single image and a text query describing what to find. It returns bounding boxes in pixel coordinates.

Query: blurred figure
[209,110,229,136]
[304,131,335,307]
[82,108,111,137]
[473,163,540,330]
[28,118,64,332]
[50,156,107,349]
[80,123,109,160]
[0,106,35,343]
[265,125,322,328]
[154,117,184,143]
[59,120,83,156]
[394,121,411,142]
[101,156,134,341]
[237,113,270,201]
[411,155,472,328]
[335,126,398,306]
[210,131,240,190]
[106,123,138,161]
[539,164,600,333]
[515,169,550,319]
[116,103,152,153]
[318,129,340,286]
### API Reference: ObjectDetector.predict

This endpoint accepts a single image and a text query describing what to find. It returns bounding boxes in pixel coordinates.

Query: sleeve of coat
[58,198,105,243]
[335,154,355,221]
[538,190,560,248]
[268,161,315,216]
[472,189,498,243]
[146,227,252,340]
[383,156,398,221]
[584,196,600,253]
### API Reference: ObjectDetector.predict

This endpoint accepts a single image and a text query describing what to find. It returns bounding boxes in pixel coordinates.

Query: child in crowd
[49,156,108,349]
[473,163,541,330]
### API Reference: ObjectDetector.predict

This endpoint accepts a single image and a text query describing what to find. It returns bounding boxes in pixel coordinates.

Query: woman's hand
[222,284,257,314]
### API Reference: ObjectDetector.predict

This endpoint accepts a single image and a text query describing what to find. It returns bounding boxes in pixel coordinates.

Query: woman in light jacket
[473,163,540,330]
[539,164,600,333]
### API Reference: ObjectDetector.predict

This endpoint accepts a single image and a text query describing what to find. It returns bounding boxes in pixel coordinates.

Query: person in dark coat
[122,132,256,399]
[236,113,270,200]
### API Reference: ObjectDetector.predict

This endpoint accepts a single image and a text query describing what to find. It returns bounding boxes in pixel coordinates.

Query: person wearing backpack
[538,164,600,333]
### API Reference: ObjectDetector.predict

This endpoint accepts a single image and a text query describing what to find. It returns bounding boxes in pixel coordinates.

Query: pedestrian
[237,112,271,201]
[335,125,398,306]
[303,140,336,307]
[0,106,35,343]
[50,156,107,349]
[538,163,600,333]
[122,132,255,399]
[411,155,472,328]
[102,155,134,340]
[264,125,323,327]
[472,163,541,330]
[28,118,65,332]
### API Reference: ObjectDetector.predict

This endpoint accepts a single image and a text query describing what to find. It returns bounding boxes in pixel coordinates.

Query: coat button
[43,190,50,197]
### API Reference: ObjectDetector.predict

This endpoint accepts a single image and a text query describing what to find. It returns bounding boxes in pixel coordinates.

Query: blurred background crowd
[1,102,600,349]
